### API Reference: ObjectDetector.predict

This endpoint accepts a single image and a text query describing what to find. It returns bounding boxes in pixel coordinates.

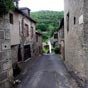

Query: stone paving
[16,54,80,88]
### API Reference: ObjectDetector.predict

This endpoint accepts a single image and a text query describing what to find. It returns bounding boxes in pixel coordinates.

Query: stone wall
[35,33,42,56]
[84,0,88,86]
[0,15,13,88]
[11,45,19,64]
[64,0,86,86]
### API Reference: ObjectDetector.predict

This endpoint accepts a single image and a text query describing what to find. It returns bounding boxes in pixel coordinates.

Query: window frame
[9,13,14,24]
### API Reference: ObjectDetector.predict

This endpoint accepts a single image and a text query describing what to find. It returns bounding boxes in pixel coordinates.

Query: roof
[19,7,31,11]
[14,8,36,23]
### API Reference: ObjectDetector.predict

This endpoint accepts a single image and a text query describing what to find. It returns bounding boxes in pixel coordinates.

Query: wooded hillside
[31,11,64,42]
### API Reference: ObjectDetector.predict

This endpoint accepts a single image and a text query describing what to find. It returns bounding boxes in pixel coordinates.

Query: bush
[42,47,49,54]
[54,47,61,54]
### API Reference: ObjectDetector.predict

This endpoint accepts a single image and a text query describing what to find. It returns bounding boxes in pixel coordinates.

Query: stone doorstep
[17,58,32,70]
[24,58,31,62]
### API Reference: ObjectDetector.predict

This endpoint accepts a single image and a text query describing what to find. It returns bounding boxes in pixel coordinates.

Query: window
[24,24,29,37]
[9,13,13,24]
[31,26,33,38]
[67,12,69,32]
[74,17,76,24]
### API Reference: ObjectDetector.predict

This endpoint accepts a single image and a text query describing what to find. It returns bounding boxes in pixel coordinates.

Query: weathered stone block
[4,81,10,88]
[7,50,11,60]
[4,23,10,29]
[5,30,10,39]
[3,61,11,71]
[0,15,12,88]
[0,60,10,72]
[0,22,4,30]
[0,61,5,72]
[0,52,5,61]
[0,65,2,72]
[0,72,7,82]
[0,82,5,88]
[0,31,4,39]
[0,81,10,88]
[7,68,13,79]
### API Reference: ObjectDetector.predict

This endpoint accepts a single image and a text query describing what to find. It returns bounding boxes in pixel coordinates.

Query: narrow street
[16,54,79,88]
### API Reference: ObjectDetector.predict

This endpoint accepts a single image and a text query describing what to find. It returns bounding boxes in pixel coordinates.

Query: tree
[37,23,48,31]
[0,0,14,16]
[31,11,64,41]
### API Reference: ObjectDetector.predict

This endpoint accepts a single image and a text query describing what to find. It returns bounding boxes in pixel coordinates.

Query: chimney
[20,8,31,16]
[14,0,19,8]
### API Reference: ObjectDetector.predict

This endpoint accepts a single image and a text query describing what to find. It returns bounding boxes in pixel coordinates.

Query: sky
[19,0,64,12]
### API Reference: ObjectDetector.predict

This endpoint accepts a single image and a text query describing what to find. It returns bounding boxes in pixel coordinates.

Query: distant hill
[30,10,64,42]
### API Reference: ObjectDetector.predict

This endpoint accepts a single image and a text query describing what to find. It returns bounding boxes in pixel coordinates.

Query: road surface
[16,54,79,88]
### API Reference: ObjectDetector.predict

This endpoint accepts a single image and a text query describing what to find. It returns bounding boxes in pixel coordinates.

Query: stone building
[64,0,88,87]
[35,32,42,56]
[58,18,64,60]
[0,0,36,87]
[53,32,58,46]
[10,7,36,70]
[0,15,13,88]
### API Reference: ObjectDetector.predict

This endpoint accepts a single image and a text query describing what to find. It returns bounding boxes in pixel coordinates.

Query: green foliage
[42,33,49,42]
[30,10,64,41]
[42,46,49,54]
[54,46,61,54]
[0,0,14,15]
[42,47,48,54]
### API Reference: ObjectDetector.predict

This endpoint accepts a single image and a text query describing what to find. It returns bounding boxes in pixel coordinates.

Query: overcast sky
[19,0,64,12]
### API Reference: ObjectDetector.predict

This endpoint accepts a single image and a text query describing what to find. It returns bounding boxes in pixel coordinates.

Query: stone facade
[8,9,37,79]
[29,21,36,58]
[53,32,58,46]
[9,8,36,62]
[64,0,88,87]
[0,15,13,88]
[0,1,37,87]
[58,18,64,60]
[35,32,42,56]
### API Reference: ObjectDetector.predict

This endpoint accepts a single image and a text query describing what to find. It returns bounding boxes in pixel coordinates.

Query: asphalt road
[16,54,79,88]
